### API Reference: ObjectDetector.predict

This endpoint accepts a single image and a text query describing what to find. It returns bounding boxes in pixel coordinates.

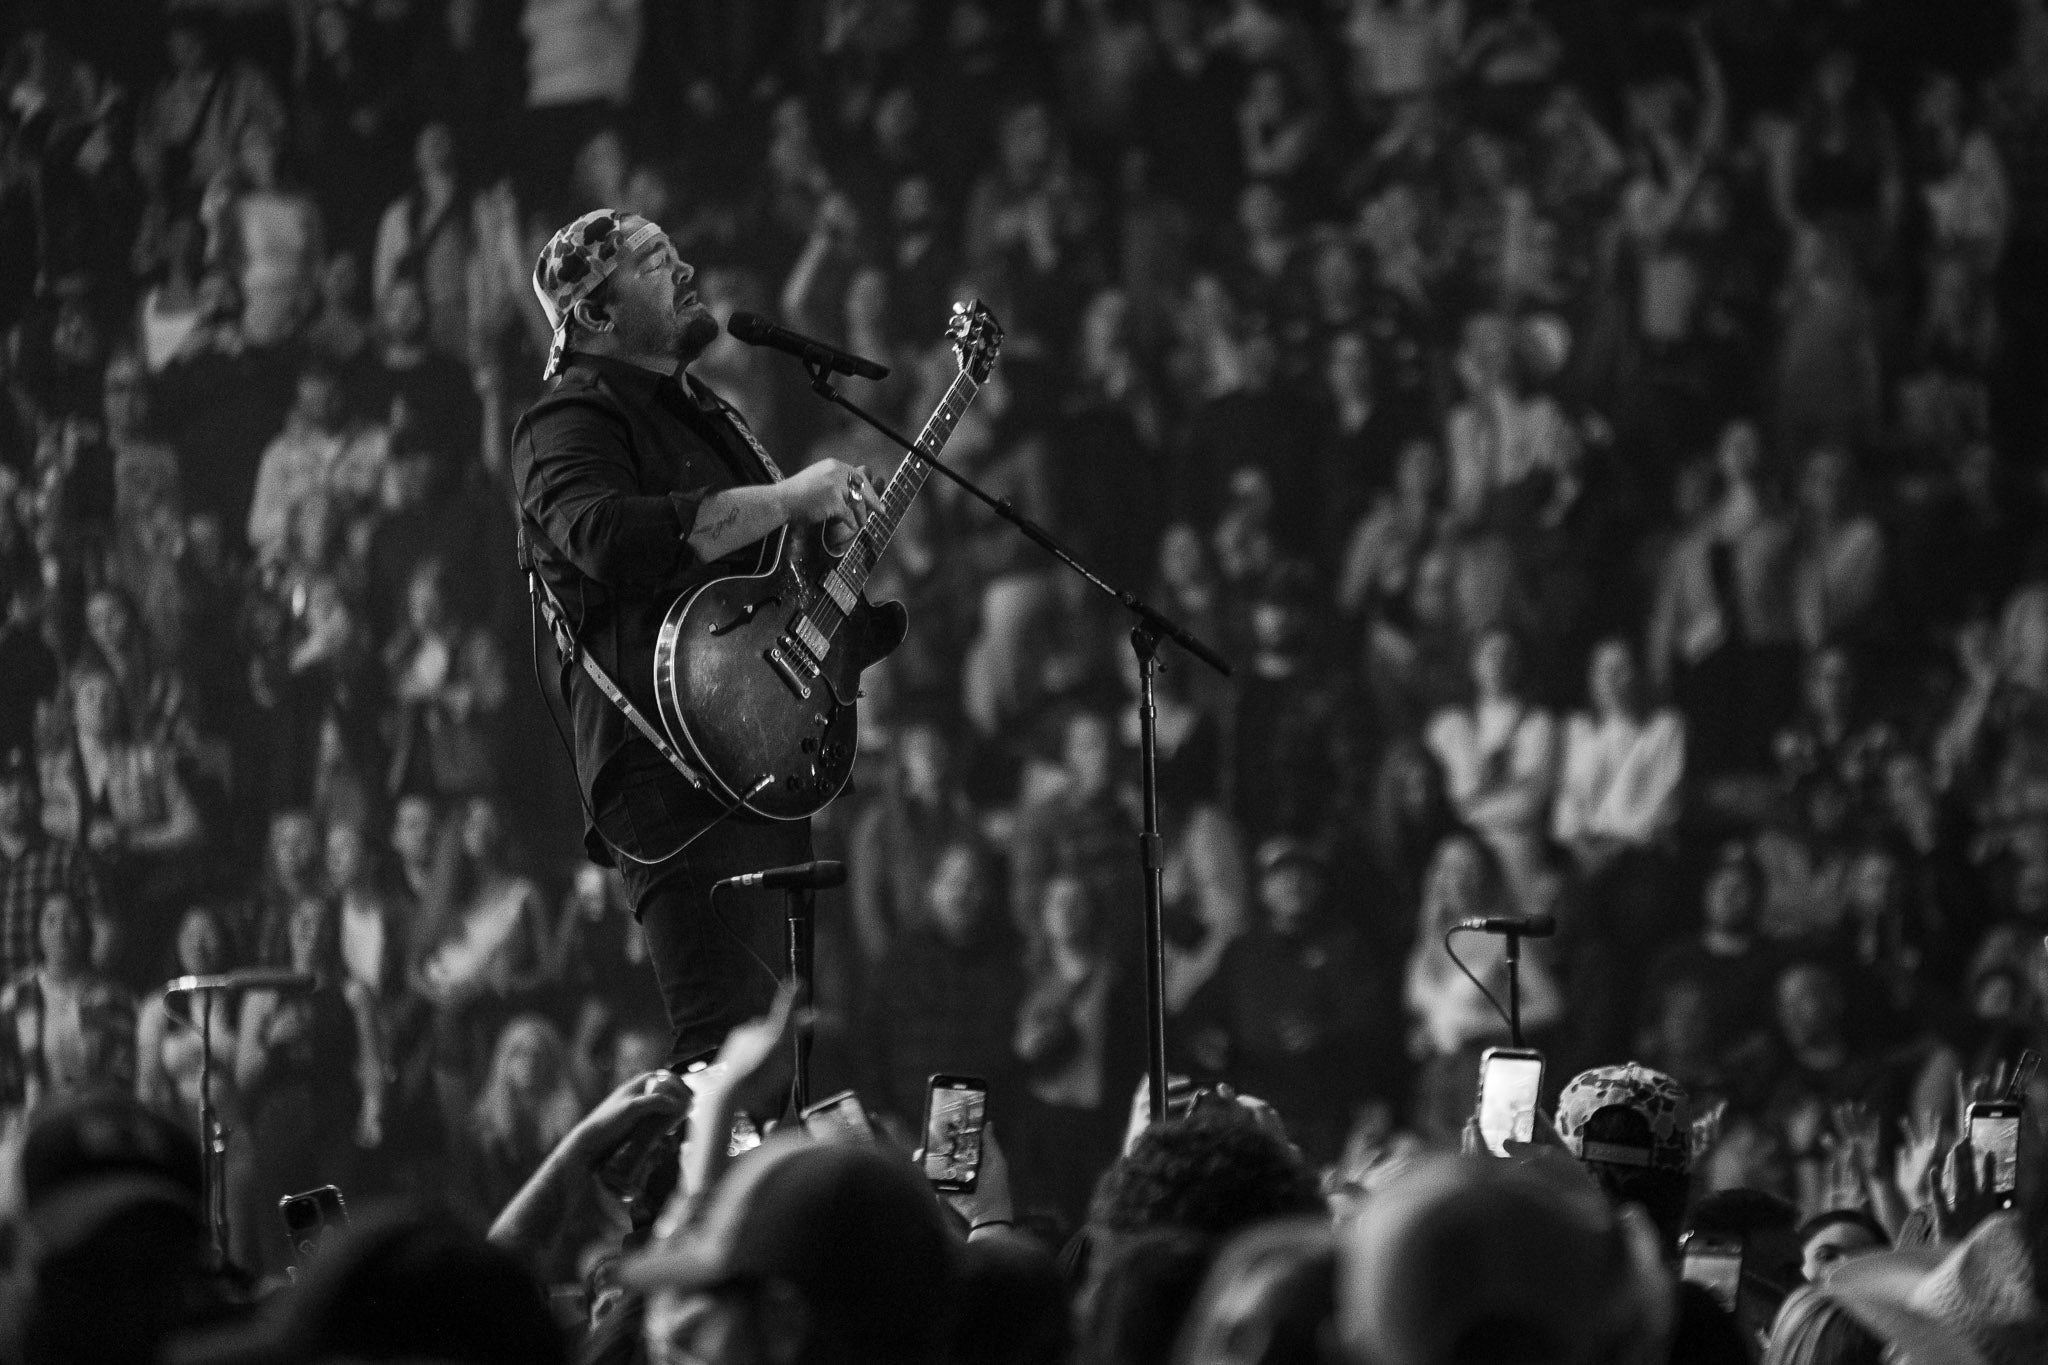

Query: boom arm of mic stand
[802,365,1231,678]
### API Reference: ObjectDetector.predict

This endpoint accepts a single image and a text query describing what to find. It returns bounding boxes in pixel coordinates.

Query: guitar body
[654,521,906,820]
[650,299,1000,824]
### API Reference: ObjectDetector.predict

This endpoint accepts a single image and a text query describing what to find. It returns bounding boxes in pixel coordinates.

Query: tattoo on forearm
[694,504,742,543]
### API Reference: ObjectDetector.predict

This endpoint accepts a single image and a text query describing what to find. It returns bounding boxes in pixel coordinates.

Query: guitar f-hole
[709,595,779,636]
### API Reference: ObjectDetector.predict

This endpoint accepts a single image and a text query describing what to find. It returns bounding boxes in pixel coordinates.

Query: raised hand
[1894,1113,1944,1209]
[565,1067,692,1164]
[1927,1136,2004,1242]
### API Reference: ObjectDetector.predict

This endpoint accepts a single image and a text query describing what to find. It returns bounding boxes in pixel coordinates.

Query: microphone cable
[1442,923,1516,1041]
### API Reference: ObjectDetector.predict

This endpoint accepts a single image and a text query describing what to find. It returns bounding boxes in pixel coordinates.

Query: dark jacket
[511,354,778,859]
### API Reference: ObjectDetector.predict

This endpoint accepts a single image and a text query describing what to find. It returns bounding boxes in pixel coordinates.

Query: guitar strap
[521,524,712,798]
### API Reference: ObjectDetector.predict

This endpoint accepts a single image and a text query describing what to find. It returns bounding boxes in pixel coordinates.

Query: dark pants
[594,744,811,1067]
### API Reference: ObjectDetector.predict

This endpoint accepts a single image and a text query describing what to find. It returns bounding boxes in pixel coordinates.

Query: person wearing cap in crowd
[167,1204,568,1365]
[511,208,881,1080]
[1184,835,1401,1163]
[625,1132,960,1365]
[1554,1061,1697,1255]
[1553,1061,1762,1364]
[0,747,101,987]
[3,1090,227,1365]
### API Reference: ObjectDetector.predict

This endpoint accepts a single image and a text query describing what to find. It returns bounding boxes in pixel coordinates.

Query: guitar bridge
[766,643,816,700]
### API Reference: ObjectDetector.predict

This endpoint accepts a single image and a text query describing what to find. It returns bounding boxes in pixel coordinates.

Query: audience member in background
[302,248,373,367]
[551,862,653,1049]
[1794,1208,1887,1286]
[1554,636,1686,1048]
[255,807,323,964]
[458,1011,584,1225]
[1756,762,1865,940]
[1642,838,1782,1066]
[1355,737,1460,963]
[0,890,135,1111]
[372,120,473,362]
[866,836,1023,1125]
[0,747,99,986]
[416,796,551,1140]
[1189,838,1398,1163]
[358,273,481,475]
[1427,628,1559,910]
[1772,646,1897,865]
[202,118,324,348]
[380,556,507,799]
[1756,959,1889,1215]
[245,359,391,566]
[1232,560,1359,850]
[1405,830,1562,1143]
[1014,872,1144,1223]
[1647,430,1799,781]
[389,790,452,927]
[326,809,440,1190]
[1554,638,1684,883]
[234,892,376,1277]
[133,15,287,208]
[1935,582,2048,819]
[1010,707,1137,949]
[1787,445,1886,652]
[848,714,980,967]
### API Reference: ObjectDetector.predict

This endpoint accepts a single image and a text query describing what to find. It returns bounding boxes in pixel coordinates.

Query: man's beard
[673,308,720,363]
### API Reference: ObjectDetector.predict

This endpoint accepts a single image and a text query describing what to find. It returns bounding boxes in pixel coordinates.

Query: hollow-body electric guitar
[652,300,1003,820]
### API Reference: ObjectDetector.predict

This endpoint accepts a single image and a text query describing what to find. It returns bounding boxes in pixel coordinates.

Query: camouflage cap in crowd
[1554,1062,1693,1174]
[530,209,662,380]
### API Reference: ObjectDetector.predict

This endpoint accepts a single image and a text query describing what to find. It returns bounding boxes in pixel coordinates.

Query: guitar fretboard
[825,367,982,602]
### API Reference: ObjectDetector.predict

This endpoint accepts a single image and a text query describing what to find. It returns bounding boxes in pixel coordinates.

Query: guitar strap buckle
[531,572,579,662]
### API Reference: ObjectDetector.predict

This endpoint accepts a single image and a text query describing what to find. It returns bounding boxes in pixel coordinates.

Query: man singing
[513,210,875,1068]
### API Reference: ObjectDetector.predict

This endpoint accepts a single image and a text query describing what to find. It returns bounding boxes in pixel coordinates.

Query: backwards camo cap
[1555,1062,1693,1174]
[531,209,664,381]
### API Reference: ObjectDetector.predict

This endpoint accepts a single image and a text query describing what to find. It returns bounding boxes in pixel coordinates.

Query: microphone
[714,860,847,892]
[1453,915,1557,938]
[164,968,318,998]
[727,312,890,381]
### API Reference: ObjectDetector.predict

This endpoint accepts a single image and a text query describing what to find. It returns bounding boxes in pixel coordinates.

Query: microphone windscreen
[726,311,771,343]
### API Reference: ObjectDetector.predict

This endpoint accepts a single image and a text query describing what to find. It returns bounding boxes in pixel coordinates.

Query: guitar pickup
[765,644,814,700]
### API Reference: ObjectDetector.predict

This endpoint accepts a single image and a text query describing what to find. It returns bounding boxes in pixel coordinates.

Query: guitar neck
[831,368,981,596]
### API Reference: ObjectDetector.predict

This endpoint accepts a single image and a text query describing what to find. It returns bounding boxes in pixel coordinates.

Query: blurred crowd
[4,0,2048,1325]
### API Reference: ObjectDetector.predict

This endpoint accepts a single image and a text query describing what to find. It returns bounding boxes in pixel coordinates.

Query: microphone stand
[165,980,232,1268]
[1505,932,1523,1049]
[785,887,814,1113]
[801,362,1230,1123]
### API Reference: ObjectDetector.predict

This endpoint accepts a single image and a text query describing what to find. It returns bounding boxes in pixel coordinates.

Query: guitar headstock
[948,299,1004,383]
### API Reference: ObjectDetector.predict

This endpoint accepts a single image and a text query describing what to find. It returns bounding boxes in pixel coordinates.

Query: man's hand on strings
[781,459,877,530]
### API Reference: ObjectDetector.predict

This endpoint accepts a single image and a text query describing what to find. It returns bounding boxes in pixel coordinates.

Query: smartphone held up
[1475,1048,1545,1158]
[922,1074,987,1193]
